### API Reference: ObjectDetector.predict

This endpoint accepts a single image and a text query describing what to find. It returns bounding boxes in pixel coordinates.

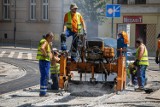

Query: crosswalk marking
[0,51,6,57]
[0,51,37,60]
[27,53,32,60]
[8,51,15,58]
[17,52,23,59]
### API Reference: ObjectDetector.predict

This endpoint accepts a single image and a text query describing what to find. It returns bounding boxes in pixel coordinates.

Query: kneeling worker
[127,63,137,87]
[50,51,60,90]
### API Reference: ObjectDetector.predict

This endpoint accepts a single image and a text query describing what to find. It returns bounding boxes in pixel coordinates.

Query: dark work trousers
[51,74,59,90]
[39,60,50,95]
[136,65,147,88]
[65,29,78,61]
[131,74,138,86]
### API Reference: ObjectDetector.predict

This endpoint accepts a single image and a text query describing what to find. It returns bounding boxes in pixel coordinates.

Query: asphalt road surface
[0,57,39,95]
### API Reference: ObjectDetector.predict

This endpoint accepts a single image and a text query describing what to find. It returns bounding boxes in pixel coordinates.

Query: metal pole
[13,0,16,47]
[111,0,114,38]
[62,0,64,32]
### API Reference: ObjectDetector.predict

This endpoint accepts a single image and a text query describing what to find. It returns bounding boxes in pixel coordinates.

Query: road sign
[106,4,121,18]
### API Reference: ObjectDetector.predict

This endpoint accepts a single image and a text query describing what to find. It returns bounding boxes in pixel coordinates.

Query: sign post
[106,4,121,38]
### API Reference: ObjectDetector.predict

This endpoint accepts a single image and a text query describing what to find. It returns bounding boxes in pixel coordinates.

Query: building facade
[0,0,63,44]
[99,0,160,55]
[0,0,160,54]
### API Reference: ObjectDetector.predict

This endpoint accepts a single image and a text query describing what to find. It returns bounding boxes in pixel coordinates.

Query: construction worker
[61,3,87,61]
[134,38,149,91]
[127,63,137,87]
[117,31,129,67]
[155,34,160,64]
[50,51,60,90]
[36,32,54,97]
[117,31,129,57]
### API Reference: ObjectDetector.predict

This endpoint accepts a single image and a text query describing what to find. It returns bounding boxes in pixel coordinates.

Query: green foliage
[74,0,109,24]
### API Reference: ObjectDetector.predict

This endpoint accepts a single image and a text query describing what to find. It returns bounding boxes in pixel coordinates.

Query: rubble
[0,58,160,107]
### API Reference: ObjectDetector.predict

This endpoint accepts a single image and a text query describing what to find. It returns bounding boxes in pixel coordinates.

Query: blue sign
[106,4,121,18]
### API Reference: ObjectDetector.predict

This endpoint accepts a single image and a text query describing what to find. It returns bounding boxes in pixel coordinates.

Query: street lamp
[111,0,114,38]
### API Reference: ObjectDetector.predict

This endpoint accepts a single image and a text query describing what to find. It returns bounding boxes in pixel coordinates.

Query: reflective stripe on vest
[136,45,149,65]
[36,39,51,61]
[50,63,60,74]
[66,11,82,32]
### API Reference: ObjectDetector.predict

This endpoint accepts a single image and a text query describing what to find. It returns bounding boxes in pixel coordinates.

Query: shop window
[42,0,49,20]
[30,0,36,20]
[135,0,146,4]
[3,0,10,20]
[117,0,128,4]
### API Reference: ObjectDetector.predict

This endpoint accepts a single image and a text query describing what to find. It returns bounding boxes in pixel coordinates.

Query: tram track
[0,57,39,95]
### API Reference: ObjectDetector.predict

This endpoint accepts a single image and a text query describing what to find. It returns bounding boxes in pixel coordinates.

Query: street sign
[106,4,121,18]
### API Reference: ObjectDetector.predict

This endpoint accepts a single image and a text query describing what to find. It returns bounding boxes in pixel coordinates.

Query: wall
[147,0,160,4]
[16,0,63,41]
[0,0,63,42]
[98,21,113,37]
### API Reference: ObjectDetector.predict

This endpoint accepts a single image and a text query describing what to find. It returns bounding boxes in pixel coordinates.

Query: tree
[74,0,109,37]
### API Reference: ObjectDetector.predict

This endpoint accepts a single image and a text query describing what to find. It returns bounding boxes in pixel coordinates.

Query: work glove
[133,59,139,66]
[83,29,87,36]
[155,57,159,64]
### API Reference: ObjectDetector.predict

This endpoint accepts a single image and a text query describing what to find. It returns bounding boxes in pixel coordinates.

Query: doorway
[135,24,146,45]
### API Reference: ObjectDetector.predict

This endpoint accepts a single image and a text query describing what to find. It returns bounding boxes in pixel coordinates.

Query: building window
[117,0,128,4]
[42,0,49,20]
[135,0,146,4]
[3,0,10,20]
[30,0,36,20]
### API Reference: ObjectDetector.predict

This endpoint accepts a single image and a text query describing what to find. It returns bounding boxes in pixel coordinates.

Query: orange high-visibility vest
[66,11,82,32]
[121,31,129,44]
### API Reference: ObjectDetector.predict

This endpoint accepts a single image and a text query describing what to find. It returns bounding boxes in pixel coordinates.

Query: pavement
[0,61,26,84]
[1,64,160,107]
[0,47,160,107]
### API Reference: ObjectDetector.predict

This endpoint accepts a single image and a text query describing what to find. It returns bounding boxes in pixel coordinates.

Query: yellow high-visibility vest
[136,45,149,66]
[50,63,60,74]
[36,39,51,61]
[66,11,82,32]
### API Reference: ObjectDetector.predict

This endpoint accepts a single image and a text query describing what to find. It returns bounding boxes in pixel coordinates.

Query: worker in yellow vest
[36,32,54,97]
[134,38,149,91]
[155,34,160,64]
[61,3,87,62]
[127,63,137,87]
[50,51,60,90]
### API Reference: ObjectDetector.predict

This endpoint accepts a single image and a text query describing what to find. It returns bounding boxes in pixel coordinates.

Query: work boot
[135,87,144,92]
[39,93,49,97]
[134,85,138,89]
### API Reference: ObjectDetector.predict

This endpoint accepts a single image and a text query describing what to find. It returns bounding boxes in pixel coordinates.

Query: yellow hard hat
[70,3,78,10]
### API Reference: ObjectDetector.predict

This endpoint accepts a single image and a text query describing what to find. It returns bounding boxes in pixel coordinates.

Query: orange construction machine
[59,34,126,91]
